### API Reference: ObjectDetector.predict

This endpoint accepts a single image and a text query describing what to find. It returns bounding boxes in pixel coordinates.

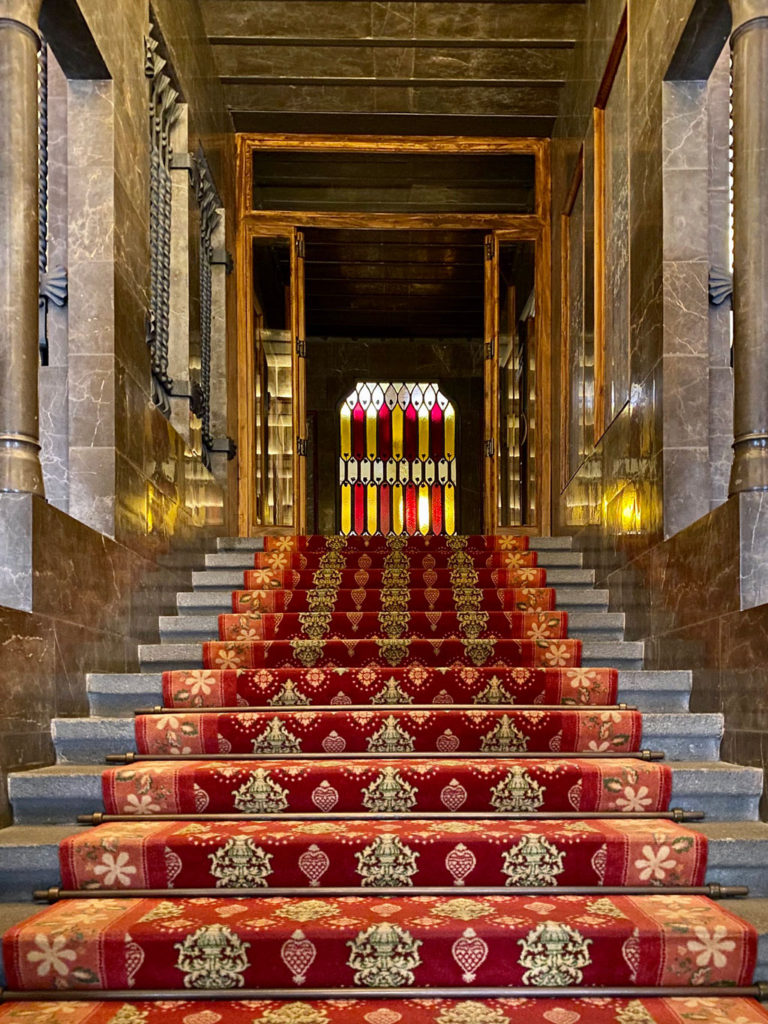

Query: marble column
[0,0,44,495]
[729,0,768,493]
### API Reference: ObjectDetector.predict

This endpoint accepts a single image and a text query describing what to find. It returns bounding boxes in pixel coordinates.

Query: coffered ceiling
[201,0,585,136]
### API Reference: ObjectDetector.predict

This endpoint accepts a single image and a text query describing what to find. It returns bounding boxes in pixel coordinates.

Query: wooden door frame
[236,134,551,536]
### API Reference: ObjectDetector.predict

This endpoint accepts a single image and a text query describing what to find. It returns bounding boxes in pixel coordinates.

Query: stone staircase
[1,534,768,991]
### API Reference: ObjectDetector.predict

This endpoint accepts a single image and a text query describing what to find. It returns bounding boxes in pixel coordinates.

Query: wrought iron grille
[145,26,180,406]
[194,150,221,459]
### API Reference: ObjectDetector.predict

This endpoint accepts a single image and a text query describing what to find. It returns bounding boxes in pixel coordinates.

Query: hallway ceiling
[303,228,486,337]
[201,0,585,137]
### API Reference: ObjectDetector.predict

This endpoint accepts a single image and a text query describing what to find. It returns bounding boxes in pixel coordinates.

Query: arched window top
[339,381,457,537]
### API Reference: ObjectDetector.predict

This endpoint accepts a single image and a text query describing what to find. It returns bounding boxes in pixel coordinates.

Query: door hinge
[485,439,495,458]
[485,338,495,359]
[297,437,308,456]
[485,236,495,261]
[296,338,307,358]
[295,234,306,259]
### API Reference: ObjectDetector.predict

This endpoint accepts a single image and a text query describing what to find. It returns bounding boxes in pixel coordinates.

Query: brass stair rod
[107,749,665,764]
[78,808,705,825]
[135,702,636,714]
[34,883,749,902]
[3,984,767,1002]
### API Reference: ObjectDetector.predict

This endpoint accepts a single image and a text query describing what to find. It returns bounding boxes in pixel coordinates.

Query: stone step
[85,668,692,718]
[191,566,598,590]
[204,550,585,570]
[3,819,768,904]
[215,536,576,552]
[91,667,690,716]
[177,586,612,614]
[137,638,644,672]
[157,610,627,644]
[8,760,763,824]
[49,712,724,765]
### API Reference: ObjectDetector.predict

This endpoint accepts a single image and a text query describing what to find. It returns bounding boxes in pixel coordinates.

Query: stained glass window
[339,382,457,536]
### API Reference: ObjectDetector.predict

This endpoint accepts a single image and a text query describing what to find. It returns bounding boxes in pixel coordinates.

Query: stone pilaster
[0,0,44,494]
[729,0,768,493]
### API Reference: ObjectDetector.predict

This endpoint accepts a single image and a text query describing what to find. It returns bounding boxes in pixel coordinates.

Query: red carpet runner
[1,533,764,1023]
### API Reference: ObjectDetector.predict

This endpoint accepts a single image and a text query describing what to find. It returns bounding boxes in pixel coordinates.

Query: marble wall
[553,0,768,811]
[0,0,236,818]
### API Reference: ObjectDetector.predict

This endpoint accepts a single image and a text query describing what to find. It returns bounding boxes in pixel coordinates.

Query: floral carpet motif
[60,818,707,891]
[102,758,672,816]
[3,894,756,991]
[162,666,620,710]
[134,707,642,756]
[243,568,549,591]
[217,611,569,643]
[203,638,583,671]
[231,587,557,615]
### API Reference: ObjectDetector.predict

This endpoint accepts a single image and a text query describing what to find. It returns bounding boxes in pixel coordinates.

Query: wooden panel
[484,232,499,533]
[560,147,584,491]
[291,230,307,534]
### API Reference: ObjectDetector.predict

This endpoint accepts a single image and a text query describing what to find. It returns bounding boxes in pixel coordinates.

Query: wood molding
[560,146,584,492]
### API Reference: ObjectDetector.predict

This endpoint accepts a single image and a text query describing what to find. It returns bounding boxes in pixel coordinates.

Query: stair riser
[216,537,575,552]
[158,622,626,644]
[177,593,612,614]
[9,769,761,825]
[50,714,724,764]
[193,569,597,589]
[85,670,692,717]
[204,552,586,571]
[4,834,768,902]
[137,641,644,672]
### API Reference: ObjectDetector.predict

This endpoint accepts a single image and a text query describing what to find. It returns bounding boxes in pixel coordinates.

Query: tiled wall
[0,0,235,820]
[553,0,768,812]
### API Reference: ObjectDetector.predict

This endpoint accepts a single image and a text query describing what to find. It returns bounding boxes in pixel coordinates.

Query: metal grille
[146,27,180,404]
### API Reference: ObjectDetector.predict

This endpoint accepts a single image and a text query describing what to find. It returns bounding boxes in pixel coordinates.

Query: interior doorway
[236,136,551,537]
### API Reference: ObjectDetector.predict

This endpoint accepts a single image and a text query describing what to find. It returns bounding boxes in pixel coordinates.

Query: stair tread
[4,893,757,991]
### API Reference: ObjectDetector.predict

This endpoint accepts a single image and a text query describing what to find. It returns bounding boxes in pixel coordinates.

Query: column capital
[730,0,768,33]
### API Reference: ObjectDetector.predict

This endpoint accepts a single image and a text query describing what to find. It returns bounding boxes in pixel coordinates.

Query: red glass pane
[354,482,365,535]
[378,404,392,461]
[405,483,417,535]
[431,486,443,535]
[352,403,365,460]
[430,403,444,460]
[379,485,391,534]
[404,403,418,461]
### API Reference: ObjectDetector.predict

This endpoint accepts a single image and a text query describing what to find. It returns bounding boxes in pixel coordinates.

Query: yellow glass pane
[340,405,351,459]
[341,484,351,535]
[392,406,404,460]
[418,483,430,535]
[367,483,378,534]
[445,485,455,535]
[393,483,404,534]
[418,406,429,460]
[366,406,377,459]
[445,407,455,459]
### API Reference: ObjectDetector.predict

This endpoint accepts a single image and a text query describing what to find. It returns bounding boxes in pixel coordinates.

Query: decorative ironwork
[146,25,181,411]
[37,40,67,367]
[193,148,221,459]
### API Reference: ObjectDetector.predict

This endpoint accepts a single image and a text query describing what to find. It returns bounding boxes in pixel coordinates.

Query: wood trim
[239,211,544,232]
[594,9,628,110]
[291,228,307,534]
[239,133,548,156]
[235,132,553,535]
[560,147,584,492]
[593,7,628,443]
[483,232,499,534]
